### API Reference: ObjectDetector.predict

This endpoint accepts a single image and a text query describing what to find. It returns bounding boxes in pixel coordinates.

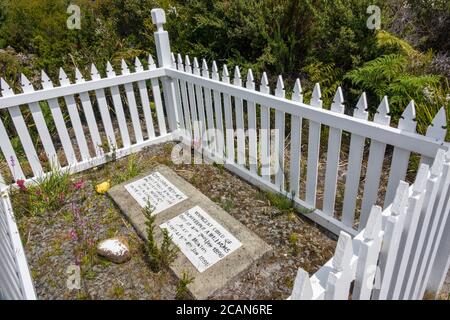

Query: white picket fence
[0,190,35,299]
[0,8,448,299]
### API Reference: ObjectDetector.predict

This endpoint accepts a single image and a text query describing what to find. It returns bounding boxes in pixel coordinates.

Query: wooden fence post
[151,8,180,132]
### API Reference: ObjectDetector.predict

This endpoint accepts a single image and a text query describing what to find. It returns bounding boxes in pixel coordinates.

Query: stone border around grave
[108,165,272,299]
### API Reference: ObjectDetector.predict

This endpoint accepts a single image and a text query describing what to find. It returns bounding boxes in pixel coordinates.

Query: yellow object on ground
[96,180,111,194]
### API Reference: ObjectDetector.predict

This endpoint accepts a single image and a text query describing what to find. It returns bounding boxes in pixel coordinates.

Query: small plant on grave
[175,271,194,300]
[289,232,300,256]
[12,165,72,216]
[143,201,178,272]
[114,154,141,185]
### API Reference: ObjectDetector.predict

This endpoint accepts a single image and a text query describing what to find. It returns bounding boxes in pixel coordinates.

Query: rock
[96,237,131,264]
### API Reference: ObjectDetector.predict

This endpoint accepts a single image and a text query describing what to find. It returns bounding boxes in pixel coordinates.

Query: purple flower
[16,179,27,191]
[73,180,85,190]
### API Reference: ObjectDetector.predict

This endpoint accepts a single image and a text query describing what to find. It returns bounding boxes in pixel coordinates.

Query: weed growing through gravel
[12,166,73,216]
[175,271,194,300]
[143,201,178,272]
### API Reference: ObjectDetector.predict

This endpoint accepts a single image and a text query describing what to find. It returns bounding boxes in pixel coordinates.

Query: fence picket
[59,68,91,161]
[20,74,59,167]
[0,116,24,180]
[360,98,392,230]
[289,79,303,198]
[374,181,409,300]
[90,63,117,149]
[222,65,235,164]
[149,55,167,136]
[202,59,216,154]
[274,76,286,189]
[342,93,369,227]
[306,84,323,207]
[259,72,271,181]
[193,58,207,151]
[1,78,43,177]
[390,164,429,299]
[418,150,450,298]
[135,57,156,139]
[325,231,354,299]
[41,71,76,165]
[185,56,199,148]
[384,100,417,207]
[246,69,258,174]
[234,67,246,166]
[421,107,447,165]
[291,268,313,300]
[106,61,131,147]
[211,61,224,158]
[353,205,383,299]
[403,150,445,299]
[121,59,144,143]
[176,54,192,136]
[172,53,185,130]
[323,87,345,216]
[74,69,103,156]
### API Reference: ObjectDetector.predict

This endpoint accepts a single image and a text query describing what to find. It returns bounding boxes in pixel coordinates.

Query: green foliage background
[0,0,448,139]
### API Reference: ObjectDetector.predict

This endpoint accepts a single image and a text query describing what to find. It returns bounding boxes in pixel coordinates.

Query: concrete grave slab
[108,165,272,299]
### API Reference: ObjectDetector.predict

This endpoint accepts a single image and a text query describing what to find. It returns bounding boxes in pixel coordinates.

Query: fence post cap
[151,8,166,30]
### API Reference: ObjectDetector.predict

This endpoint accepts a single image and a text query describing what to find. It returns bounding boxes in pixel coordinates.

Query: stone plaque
[160,206,242,272]
[124,171,188,214]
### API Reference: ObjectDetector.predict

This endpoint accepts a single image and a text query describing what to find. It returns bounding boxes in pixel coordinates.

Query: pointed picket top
[135,57,144,72]
[121,59,130,75]
[274,75,285,98]
[292,78,303,103]
[430,148,446,178]
[353,92,369,120]
[201,59,209,78]
[185,55,192,73]
[426,107,447,141]
[90,63,101,80]
[0,77,14,96]
[291,268,313,300]
[412,163,430,194]
[41,70,54,89]
[20,73,34,93]
[391,181,409,217]
[332,231,353,272]
[330,86,344,113]
[74,68,85,83]
[59,67,70,86]
[246,69,254,89]
[177,53,184,71]
[222,64,230,83]
[260,72,269,94]
[233,66,242,86]
[398,100,417,132]
[148,55,156,70]
[311,83,322,108]
[363,205,382,241]
[211,61,219,80]
[171,52,176,68]
[106,61,116,78]
[193,57,200,76]
[373,96,391,125]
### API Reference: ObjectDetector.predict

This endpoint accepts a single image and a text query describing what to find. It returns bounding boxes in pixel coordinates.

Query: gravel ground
[14,141,336,300]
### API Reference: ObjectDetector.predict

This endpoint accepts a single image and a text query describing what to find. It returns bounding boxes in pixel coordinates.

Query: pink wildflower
[16,179,27,191]
[73,180,85,190]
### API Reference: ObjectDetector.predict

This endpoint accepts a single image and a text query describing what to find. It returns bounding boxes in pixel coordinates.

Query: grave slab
[108,165,272,299]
